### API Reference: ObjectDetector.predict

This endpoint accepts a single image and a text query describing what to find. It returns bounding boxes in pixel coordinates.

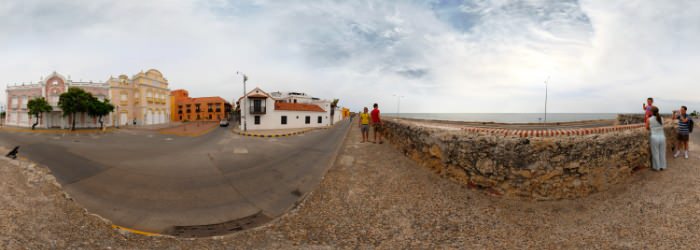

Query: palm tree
[87,97,115,130]
[27,97,53,130]
[330,98,339,125]
[59,87,94,131]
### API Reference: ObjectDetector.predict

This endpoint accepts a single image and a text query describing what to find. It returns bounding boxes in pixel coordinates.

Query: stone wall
[616,114,673,125]
[383,119,679,200]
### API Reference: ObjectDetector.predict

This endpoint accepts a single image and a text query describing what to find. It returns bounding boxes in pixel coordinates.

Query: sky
[1,0,699,113]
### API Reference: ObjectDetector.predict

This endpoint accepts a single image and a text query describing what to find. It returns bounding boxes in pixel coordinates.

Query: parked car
[219,120,229,127]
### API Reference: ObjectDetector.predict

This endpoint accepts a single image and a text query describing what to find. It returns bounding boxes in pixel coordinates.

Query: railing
[249,107,266,114]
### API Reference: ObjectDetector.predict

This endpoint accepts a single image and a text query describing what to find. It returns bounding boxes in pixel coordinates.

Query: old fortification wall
[616,114,673,125]
[383,119,679,200]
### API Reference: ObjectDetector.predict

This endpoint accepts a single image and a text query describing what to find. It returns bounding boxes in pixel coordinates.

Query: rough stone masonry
[383,119,679,200]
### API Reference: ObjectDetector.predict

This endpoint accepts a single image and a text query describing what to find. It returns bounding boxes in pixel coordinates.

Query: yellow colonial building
[107,69,171,126]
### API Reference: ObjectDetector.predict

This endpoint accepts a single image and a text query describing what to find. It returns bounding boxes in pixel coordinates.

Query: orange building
[170,89,231,122]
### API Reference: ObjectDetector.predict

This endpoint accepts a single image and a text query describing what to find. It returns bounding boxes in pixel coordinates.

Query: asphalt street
[0,119,351,236]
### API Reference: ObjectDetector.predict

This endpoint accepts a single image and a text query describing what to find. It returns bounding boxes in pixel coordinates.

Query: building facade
[5,71,111,129]
[106,69,170,126]
[239,88,334,130]
[5,69,171,128]
[170,89,231,122]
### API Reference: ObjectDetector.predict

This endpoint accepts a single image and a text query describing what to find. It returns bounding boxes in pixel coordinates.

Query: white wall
[240,98,332,130]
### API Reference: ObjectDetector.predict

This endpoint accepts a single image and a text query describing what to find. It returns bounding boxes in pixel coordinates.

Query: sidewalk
[232,127,315,138]
[232,120,348,138]
[121,122,183,131]
[158,122,218,137]
[0,126,115,134]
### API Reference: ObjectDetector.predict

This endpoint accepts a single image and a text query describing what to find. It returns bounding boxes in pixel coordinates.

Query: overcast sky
[1,0,699,113]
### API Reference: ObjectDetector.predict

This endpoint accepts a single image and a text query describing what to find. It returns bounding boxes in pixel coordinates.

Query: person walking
[359,107,370,143]
[646,106,667,171]
[370,103,384,144]
[673,106,693,159]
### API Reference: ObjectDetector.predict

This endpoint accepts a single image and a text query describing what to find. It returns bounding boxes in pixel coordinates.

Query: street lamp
[392,94,404,119]
[236,71,248,131]
[544,76,550,124]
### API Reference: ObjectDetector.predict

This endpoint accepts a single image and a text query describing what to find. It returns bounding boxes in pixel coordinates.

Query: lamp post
[236,71,248,131]
[544,76,550,124]
[115,105,119,128]
[393,94,404,119]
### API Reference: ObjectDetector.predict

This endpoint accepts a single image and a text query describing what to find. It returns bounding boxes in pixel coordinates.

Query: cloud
[1,0,699,114]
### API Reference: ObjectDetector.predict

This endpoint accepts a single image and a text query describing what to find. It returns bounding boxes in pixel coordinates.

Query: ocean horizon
[382,113,622,123]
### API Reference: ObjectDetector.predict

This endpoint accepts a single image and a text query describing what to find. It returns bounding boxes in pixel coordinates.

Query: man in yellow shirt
[358,107,370,143]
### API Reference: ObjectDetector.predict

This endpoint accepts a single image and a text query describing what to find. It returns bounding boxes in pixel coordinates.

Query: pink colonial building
[5,71,111,129]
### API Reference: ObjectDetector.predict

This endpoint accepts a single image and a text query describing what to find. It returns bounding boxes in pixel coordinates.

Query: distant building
[106,69,171,126]
[170,89,232,122]
[238,88,334,130]
[5,69,171,128]
[5,71,110,128]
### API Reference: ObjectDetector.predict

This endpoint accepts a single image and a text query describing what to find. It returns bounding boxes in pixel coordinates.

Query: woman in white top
[646,106,667,171]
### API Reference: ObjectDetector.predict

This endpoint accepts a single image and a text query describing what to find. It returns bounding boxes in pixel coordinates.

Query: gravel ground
[1,125,699,249]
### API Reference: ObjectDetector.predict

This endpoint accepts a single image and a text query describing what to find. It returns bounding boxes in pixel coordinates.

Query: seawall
[383,119,679,200]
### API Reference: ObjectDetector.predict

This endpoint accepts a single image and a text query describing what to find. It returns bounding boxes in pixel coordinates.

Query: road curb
[111,225,162,237]
[233,128,314,138]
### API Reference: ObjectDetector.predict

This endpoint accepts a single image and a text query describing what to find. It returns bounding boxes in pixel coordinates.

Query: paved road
[0,120,350,236]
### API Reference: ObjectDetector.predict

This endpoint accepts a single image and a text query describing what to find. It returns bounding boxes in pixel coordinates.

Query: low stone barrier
[616,114,673,125]
[383,119,679,200]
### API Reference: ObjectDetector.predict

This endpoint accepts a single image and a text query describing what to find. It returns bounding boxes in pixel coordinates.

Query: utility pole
[544,76,550,124]
[393,94,404,119]
[236,72,248,131]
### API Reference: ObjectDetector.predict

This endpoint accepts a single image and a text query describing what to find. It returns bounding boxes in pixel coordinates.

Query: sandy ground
[1,125,699,249]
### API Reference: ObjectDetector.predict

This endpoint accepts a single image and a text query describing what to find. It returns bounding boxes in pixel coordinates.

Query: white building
[239,88,334,131]
[5,72,112,129]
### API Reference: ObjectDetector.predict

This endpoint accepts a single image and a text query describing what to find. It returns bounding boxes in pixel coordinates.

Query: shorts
[361,124,369,133]
[373,123,383,132]
[678,133,689,142]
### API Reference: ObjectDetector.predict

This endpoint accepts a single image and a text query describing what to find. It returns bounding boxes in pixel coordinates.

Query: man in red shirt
[370,103,383,144]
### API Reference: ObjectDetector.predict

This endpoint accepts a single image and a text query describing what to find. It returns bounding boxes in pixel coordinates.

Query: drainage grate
[166,211,271,237]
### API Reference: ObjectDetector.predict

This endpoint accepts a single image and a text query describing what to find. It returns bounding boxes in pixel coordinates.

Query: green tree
[58,87,94,131]
[87,97,115,130]
[27,97,53,130]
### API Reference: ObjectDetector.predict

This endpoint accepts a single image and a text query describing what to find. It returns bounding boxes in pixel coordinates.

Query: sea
[382,113,619,123]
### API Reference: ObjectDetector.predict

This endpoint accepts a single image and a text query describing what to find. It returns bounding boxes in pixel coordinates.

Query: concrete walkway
[0,120,699,248]
[0,119,351,236]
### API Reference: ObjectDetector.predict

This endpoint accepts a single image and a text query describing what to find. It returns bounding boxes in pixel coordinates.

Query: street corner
[158,123,219,137]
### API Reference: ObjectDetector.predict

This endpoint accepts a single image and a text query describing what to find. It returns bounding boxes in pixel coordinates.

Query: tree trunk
[99,116,104,129]
[32,114,39,130]
[71,113,76,131]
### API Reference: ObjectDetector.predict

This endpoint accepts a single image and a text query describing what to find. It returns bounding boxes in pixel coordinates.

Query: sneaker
[674,151,681,158]
[685,151,689,159]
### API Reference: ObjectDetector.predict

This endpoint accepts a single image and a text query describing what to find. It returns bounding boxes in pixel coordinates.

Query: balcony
[249,106,266,114]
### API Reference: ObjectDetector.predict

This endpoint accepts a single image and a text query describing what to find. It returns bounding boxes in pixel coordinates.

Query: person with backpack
[673,106,694,159]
